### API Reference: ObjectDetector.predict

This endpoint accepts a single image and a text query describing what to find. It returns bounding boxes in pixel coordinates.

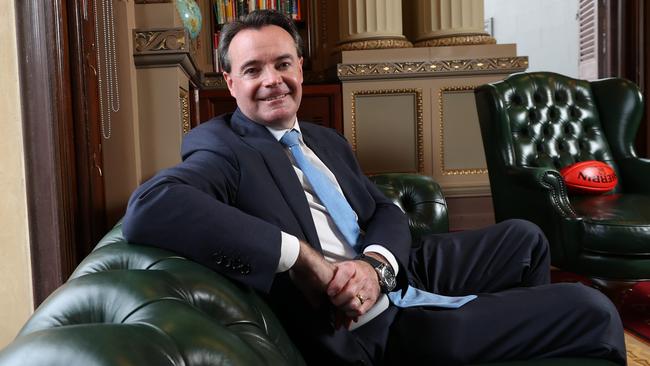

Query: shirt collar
[266,118,302,142]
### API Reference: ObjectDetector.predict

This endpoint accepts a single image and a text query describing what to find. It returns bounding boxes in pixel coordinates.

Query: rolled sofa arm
[369,173,449,240]
[0,223,306,366]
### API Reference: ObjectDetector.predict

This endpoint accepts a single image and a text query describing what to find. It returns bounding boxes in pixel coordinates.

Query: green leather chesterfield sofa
[0,174,618,366]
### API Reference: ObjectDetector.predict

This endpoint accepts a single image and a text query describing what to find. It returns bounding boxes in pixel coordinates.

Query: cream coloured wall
[484,0,579,77]
[103,0,142,225]
[0,0,35,348]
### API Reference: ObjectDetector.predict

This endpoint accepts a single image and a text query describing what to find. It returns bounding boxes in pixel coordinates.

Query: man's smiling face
[223,25,303,129]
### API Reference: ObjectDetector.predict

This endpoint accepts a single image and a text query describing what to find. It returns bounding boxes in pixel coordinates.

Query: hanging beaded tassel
[94,0,120,140]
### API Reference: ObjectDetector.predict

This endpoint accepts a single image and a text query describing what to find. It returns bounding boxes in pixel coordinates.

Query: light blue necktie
[281,129,361,247]
[281,129,476,309]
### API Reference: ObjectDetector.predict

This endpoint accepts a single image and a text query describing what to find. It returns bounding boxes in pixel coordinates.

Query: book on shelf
[213,31,221,73]
[212,0,302,25]
[211,0,304,73]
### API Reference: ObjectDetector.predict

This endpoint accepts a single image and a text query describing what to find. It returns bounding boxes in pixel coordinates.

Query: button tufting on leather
[520,128,529,138]
[399,193,416,214]
[570,106,581,119]
[528,109,538,122]
[511,93,524,106]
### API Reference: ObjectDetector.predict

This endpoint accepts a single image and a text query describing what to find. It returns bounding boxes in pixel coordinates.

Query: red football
[560,160,618,194]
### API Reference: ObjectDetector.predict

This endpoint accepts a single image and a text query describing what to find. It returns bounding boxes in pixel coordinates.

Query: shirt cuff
[276,231,300,273]
[363,245,399,276]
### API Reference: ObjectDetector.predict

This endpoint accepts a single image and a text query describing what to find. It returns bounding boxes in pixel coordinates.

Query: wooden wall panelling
[16,0,78,304]
[601,0,649,157]
[68,0,108,259]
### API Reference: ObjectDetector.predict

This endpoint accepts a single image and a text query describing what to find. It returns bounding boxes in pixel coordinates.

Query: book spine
[213,31,221,72]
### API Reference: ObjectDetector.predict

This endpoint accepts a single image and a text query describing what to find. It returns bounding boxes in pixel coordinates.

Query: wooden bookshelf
[210,0,311,72]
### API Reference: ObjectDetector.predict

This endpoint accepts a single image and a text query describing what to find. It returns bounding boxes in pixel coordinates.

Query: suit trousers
[355,219,626,365]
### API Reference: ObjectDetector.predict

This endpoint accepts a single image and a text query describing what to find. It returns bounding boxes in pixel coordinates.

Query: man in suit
[123,10,626,365]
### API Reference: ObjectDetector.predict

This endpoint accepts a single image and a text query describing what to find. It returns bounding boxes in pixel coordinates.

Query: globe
[175,0,202,39]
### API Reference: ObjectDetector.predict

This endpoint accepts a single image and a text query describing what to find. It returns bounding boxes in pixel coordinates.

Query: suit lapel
[232,110,322,251]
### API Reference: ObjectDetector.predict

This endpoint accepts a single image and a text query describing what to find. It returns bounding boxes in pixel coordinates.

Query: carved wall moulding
[133,28,188,54]
[350,89,424,173]
[338,38,413,51]
[202,74,228,89]
[180,88,191,134]
[133,27,199,84]
[438,85,488,176]
[338,57,529,80]
[414,35,497,47]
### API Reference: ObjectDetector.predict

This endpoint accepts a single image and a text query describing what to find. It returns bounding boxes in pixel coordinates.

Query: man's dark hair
[218,10,303,73]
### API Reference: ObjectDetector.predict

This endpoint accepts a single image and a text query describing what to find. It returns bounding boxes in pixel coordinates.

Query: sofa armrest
[1,225,307,366]
[369,173,449,240]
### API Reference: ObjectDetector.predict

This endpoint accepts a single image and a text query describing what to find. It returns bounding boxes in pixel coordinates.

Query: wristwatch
[355,254,397,293]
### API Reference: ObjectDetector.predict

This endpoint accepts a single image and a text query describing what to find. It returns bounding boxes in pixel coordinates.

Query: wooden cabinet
[197,84,342,132]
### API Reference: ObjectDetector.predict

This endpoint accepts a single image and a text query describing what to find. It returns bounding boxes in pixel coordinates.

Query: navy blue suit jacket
[123,109,412,364]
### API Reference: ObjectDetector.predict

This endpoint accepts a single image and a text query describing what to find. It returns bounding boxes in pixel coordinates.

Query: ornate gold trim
[338,57,529,80]
[438,86,488,176]
[132,28,200,84]
[134,28,187,54]
[202,73,228,89]
[180,88,191,134]
[338,38,413,51]
[350,89,424,173]
[415,34,496,47]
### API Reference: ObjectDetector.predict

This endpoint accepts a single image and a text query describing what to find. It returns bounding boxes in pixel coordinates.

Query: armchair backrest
[475,72,621,184]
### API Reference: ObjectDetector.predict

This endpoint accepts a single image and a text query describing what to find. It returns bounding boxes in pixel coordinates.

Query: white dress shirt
[266,120,399,329]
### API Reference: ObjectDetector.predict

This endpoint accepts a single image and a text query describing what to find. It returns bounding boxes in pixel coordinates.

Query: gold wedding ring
[356,294,365,305]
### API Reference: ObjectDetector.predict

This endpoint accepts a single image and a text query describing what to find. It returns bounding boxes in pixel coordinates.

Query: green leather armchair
[0,173,617,365]
[475,72,650,283]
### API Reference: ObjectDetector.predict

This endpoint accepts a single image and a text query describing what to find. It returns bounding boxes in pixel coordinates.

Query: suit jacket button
[212,252,224,264]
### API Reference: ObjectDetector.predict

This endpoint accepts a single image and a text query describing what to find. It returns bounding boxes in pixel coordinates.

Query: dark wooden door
[16,0,106,305]
[600,0,650,157]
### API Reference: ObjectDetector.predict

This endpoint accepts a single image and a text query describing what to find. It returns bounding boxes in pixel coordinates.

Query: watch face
[379,266,397,292]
